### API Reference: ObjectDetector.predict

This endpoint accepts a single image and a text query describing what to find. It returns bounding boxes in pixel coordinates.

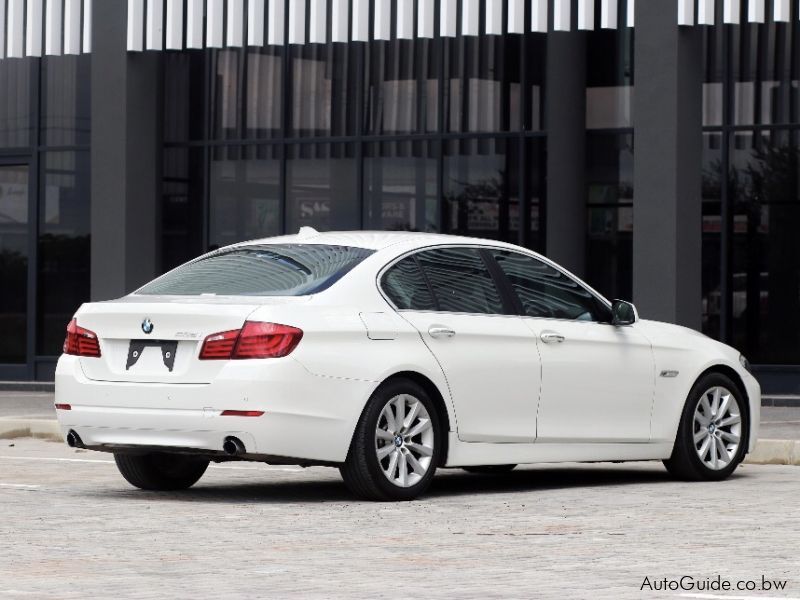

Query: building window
[42,55,91,147]
[586,133,634,301]
[245,46,283,139]
[0,59,33,149]
[289,43,359,137]
[586,28,634,129]
[364,140,438,231]
[163,146,205,270]
[37,151,91,356]
[0,164,29,363]
[210,145,282,248]
[701,132,724,340]
[365,38,440,134]
[729,130,800,364]
[444,34,522,133]
[286,143,359,231]
[442,137,521,242]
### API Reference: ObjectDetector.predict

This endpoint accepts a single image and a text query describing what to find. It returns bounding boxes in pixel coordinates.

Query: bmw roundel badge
[142,318,154,335]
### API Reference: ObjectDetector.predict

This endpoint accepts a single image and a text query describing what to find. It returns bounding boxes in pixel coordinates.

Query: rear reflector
[220,410,265,417]
[54,403,72,411]
[199,321,303,360]
[63,319,101,357]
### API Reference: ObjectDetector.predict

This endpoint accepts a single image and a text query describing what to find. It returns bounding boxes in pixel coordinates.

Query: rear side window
[491,250,608,321]
[381,257,436,310]
[138,244,374,296]
[416,247,505,315]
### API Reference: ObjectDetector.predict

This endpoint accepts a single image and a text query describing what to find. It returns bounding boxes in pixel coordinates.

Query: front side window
[415,247,505,315]
[138,244,373,296]
[491,250,609,322]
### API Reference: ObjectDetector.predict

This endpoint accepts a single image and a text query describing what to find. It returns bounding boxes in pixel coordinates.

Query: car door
[381,246,541,443]
[488,249,655,443]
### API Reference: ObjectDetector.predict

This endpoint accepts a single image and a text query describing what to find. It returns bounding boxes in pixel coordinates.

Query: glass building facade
[0,55,91,380]
[2,2,800,390]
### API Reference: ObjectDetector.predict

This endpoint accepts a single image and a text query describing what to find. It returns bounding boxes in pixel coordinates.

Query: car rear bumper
[54,354,374,463]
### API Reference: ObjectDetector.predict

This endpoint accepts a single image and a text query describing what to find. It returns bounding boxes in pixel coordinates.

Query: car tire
[114,453,209,491]
[462,464,517,474]
[340,378,442,501]
[663,372,748,481]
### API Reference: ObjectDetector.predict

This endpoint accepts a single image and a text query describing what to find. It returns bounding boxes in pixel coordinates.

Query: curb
[0,418,63,442]
[761,395,800,408]
[0,381,55,393]
[744,438,800,466]
[0,419,798,466]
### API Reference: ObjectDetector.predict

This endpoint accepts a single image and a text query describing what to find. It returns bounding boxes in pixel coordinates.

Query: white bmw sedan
[55,230,760,501]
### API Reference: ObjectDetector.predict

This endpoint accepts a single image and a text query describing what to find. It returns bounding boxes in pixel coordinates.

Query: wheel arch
[692,364,752,451]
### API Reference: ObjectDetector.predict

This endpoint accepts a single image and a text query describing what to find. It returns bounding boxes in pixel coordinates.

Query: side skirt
[444,433,674,467]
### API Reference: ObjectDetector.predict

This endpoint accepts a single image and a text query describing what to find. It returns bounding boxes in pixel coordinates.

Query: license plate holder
[126,340,178,372]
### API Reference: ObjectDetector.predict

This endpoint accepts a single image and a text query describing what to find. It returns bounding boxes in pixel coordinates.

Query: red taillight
[199,321,303,360]
[234,321,303,359]
[63,319,101,358]
[54,403,72,411]
[199,329,240,360]
[220,410,265,417]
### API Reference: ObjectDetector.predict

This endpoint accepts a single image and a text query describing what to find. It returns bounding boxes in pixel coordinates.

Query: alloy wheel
[375,394,435,488]
[692,386,742,471]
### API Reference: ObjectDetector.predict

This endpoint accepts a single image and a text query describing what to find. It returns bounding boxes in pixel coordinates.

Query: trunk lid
[75,294,309,383]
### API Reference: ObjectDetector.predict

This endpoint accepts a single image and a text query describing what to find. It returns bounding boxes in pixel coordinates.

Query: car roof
[234,229,522,252]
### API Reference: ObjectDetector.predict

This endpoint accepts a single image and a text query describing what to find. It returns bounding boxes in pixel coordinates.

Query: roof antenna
[297,226,319,238]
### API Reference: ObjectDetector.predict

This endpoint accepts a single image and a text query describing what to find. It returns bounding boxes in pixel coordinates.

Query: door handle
[540,331,565,344]
[428,325,456,339]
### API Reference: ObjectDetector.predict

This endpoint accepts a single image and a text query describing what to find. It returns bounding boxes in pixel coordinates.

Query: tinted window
[138,244,373,296]
[382,257,436,310]
[492,250,609,321]
[416,248,505,314]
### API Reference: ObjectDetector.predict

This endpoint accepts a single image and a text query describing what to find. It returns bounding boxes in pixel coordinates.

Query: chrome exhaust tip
[223,436,246,456]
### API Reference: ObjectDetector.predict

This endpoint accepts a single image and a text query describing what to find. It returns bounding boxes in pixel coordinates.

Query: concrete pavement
[0,438,797,599]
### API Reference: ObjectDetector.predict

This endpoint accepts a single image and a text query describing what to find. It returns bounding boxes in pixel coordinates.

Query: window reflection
[444,35,522,133]
[0,165,29,362]
[37,152,90,356]
[365,38,439,134]
[245,47,283,138]
[42,55,91,146]
[730,130,800,363]
[730,22,797,126]
[164,51,207,142]
[586,133,634,301]
[210,146,282,247]
[0,59,32,148]
[364,141,438,231]
[443,138,520,242]
[701,133,723,340]
[586,29,634,129]
[212,49,243,140]
[286,143,358,231]
[290,44,358,137]
[163,147,205,270]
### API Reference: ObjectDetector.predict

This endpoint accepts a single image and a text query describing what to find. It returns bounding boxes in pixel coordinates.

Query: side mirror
[611,300,638,326]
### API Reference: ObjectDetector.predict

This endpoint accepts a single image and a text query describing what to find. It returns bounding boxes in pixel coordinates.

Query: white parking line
[0,455,112,464]
[0,483,40,489]
[0,454,304,472]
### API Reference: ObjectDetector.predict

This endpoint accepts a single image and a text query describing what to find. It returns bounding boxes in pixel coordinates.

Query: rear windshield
[137,244,374,296]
